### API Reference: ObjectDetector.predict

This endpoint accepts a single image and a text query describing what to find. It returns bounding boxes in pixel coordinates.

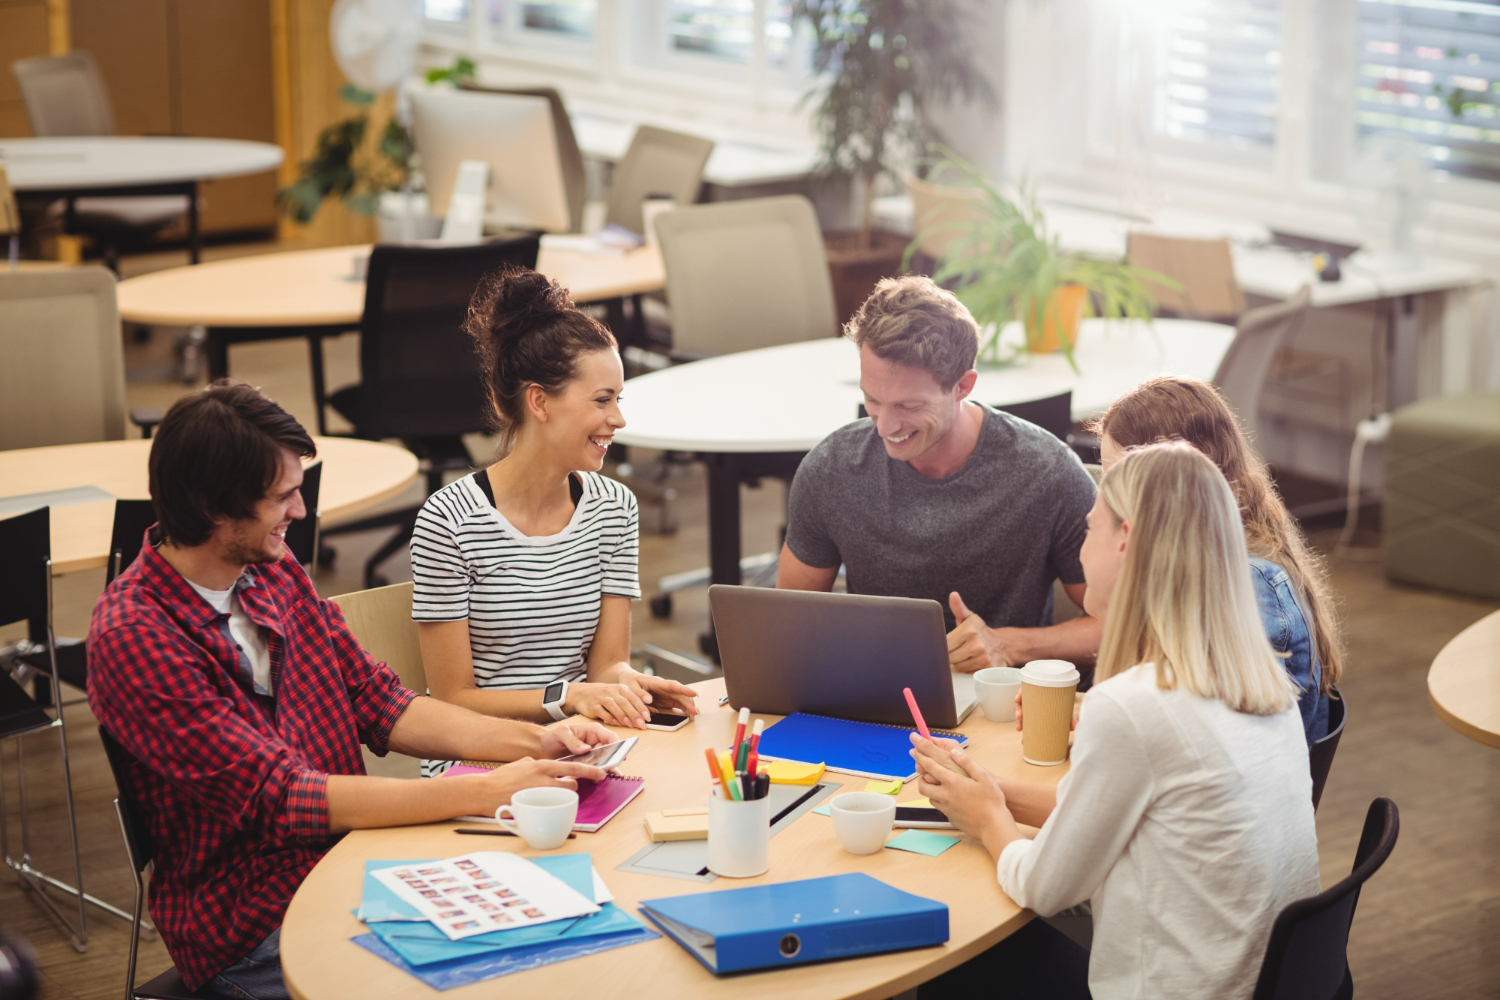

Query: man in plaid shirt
[88,382,616,999]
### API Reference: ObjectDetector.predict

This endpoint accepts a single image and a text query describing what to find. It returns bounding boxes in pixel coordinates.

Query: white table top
[0,136,284,191]
[571,111,817,188]
[613,318,1233,453]
[872,194,1487,308]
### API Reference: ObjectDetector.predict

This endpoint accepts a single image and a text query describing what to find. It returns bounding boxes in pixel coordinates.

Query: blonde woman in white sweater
[911,441,1320,1000]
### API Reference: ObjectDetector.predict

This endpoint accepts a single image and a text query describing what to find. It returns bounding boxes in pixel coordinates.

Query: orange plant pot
[1024,284,1087,353]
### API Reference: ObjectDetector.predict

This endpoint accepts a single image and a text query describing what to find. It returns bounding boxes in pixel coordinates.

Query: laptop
[708,585,978,729]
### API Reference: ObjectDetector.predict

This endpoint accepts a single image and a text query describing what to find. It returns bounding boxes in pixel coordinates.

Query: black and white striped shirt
[410,467,640,701]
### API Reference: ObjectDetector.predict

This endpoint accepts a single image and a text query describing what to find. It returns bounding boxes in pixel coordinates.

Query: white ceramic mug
[974,666,1024,723]
[494,787,579,850]
[830,792,897,855]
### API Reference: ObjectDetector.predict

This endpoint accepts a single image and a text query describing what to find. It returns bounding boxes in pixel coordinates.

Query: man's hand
[910,734,1023,857]
[946,592,1010,673]
[537,720,616,758]
[472,757,608,812]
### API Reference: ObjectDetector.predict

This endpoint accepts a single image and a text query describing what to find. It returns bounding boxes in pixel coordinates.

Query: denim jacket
[1250,556,1329,744]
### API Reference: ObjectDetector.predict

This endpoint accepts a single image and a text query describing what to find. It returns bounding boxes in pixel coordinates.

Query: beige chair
[653,194,838,358]
[461,82,587,233]
[1127,231,1247,322]
[606,125,715,237]
[1213,285,1311,450]
[905,174,987,265]
[330,581,426,779]
[0,267,136,449]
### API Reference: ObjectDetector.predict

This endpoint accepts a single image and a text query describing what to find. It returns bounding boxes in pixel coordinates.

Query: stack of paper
[352,853,657,990]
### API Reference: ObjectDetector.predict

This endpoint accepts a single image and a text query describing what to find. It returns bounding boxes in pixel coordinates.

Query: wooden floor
[2,242,1496,999]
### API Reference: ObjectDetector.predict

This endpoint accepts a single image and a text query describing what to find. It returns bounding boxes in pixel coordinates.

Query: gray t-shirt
[784,404,1097,630]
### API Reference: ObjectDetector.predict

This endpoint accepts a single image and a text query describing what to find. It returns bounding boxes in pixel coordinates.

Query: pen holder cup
[708,794,770,878]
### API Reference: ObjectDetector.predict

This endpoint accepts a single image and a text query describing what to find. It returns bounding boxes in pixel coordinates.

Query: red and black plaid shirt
[87,534,417,990]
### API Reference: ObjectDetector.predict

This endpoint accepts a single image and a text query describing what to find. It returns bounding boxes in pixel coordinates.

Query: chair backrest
[98,725,154,874]
[995,391,1072,442]
[106,499,158,585]
[1213,285,1310,450]
[606,125,715,236]
[1309,686,1346,812]
[11,51,116,136]
[356,236,539,441]
[329,581,426,693]
[1252,797,1400,1000]
[284,460,322,568]
[0,507,50,643]
[460,82,587,234]
[0,268,126,450]
[654,195,838,359]
[905,174,987,263]
[1127,231,1247,321]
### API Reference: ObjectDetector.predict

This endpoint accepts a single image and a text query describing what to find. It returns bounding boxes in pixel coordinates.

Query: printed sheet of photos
[372,851,599,940]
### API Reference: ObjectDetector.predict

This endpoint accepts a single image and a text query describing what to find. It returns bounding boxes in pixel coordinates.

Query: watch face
[543,682,565,703]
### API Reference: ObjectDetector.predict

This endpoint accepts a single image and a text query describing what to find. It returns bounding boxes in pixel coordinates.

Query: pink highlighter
[903,687,933,741]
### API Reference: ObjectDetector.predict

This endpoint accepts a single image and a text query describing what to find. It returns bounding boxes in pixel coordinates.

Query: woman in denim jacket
[1095,377,1340,743]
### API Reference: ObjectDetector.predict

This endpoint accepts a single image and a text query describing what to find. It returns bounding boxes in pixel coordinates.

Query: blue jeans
[210,928,289,1000]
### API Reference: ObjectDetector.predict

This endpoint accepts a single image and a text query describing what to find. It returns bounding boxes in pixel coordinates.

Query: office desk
[0,136,284,264]
[115,243,665,433]
[1429,609,1500,750]
[0,436,417,575]
[570,111,817,188]
[281,677,1068,1000]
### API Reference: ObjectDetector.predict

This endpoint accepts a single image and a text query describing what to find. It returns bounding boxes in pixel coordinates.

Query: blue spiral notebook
[756,713,967,782]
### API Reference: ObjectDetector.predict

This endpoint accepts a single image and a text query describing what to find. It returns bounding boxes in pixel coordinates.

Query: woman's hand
[910,734,1024,857]
[565,681,654,728]
[1013,690,1084,732]
[620,670,700,717]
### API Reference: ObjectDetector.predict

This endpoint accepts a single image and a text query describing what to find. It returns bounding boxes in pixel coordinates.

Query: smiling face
[529,348,626,472]
[1079,494,1129,618]
[858,345,975,463]
[215,447,306,566]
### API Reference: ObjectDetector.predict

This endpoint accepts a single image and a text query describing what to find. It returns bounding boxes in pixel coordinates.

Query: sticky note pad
[897,796,932,808]
[764,761,826,785]
[864,778,903,795]
[812,804,831,816]
[886,830,960,857]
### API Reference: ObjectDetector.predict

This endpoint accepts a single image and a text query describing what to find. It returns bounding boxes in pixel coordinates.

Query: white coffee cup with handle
[974,666,1024,722]
[494,786,579,850]
[830,792,897,855]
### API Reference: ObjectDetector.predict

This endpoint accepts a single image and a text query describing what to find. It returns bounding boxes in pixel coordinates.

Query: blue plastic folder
[756,713,968,782]
[352,927,658,990]
[639,873,948,974]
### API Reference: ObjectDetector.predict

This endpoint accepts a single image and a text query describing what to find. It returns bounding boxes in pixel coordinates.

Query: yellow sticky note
[763,760,825,785]
[897,796,932,808]
[865,778,903,795]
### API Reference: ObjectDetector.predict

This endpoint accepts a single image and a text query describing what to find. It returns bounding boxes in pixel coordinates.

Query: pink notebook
[443,764,644,833]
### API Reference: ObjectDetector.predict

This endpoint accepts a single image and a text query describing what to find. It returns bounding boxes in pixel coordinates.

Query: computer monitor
[409,88,570,234]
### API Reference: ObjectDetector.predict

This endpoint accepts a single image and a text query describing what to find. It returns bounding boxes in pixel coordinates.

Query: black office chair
[98,726,215,1000]
[1309,687,1346,813]
[0,506,89,949]
[322,236,541,587]
[1251,797,1400,1000]
[995,391,1073,442]
[285,459,322,569]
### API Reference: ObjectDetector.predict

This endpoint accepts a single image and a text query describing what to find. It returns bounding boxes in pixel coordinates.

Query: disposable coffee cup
[708,793,770,878]
[494,787,578,849]
[1020,659,1080,766]
[829,792,897,855]
[974,666,1024,723]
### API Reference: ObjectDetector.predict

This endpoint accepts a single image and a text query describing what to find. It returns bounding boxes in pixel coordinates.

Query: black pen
[454,828,577,839]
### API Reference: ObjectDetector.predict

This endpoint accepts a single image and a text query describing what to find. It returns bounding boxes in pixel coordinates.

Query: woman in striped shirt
[412,267,697,773]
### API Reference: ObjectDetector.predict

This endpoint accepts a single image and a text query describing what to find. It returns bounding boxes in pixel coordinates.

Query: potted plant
[792,0,994,323]
[910,153,1173,370]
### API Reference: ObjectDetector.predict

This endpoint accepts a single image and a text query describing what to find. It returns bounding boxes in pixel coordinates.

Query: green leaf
[340,84,376,106]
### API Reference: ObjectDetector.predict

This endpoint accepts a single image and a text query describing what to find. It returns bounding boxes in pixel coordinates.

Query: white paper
[591,866,613,904]
[372,852,599,941]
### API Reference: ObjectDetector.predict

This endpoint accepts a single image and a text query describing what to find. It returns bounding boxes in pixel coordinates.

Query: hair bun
[485,267,572,348]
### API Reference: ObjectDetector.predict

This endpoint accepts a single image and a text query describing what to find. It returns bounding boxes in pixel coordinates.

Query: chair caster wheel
[317,544,337,569]
[649,594,672,618]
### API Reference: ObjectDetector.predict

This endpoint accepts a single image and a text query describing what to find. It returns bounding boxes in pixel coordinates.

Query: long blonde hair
[1095,442,1296,716]
[1094,376,1343,693]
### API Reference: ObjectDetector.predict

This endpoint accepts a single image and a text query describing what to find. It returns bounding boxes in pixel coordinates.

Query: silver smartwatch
[542,680,570,722]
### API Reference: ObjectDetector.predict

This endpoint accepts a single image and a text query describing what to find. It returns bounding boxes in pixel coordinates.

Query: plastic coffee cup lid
[1020,659,1080,687]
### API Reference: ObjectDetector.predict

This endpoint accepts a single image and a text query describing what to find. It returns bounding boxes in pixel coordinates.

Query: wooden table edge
[1427,681,1500,749]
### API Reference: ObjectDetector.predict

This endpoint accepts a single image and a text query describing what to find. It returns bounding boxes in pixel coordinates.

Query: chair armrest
[129,406,164,439]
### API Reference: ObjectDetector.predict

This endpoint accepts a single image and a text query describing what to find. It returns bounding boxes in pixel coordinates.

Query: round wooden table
[281,678,1068,1000]
[0,436,418,575]
[1428,608,1500,749]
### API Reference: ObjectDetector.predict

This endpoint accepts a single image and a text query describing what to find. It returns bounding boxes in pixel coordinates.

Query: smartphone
[645,712,690,731]
[556,736,638,769]
[894,806,956,829]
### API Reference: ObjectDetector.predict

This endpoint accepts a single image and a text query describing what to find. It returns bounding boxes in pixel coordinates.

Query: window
[1357,0,1500,182]
[625,0,803,82]
[1152,0,1282,151]
[423,0,469,31]
[489,0,597,45]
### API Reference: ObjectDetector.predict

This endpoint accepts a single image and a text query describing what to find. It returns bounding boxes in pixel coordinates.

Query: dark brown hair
[463,266,617,451]
[845,275,978,390]
[149,380,316,547]
[1094,376,1343,692]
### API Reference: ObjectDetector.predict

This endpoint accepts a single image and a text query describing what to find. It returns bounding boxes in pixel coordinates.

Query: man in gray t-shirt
[778,275,1102,672]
